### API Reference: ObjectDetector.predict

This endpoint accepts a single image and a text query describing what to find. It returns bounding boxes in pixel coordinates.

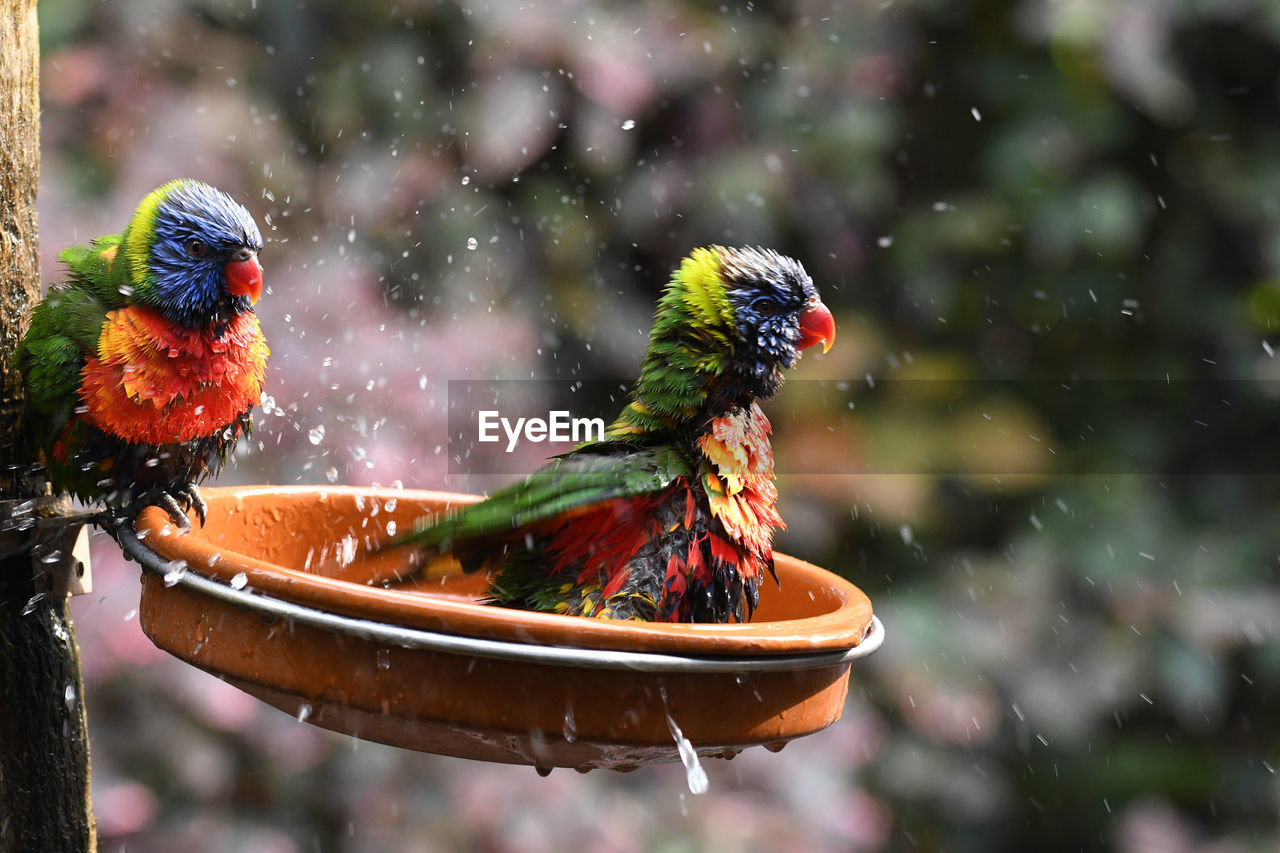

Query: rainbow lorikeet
[16,179,268,527]
[398,246,836,623]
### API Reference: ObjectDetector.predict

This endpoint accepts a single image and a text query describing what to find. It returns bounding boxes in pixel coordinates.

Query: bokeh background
[37,0,1280,849]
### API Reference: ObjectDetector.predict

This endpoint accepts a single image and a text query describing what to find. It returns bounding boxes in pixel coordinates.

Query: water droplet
[621,119,636,130]
[338,535,357,566]
[563,708,578,743]
[230,572,249,590]
[877,235,894,248]
[297,702,313,722]
[970,106,982,121]
[376,649,391,670]
[466,236,478,250]
[385,520,397,537]
[163,560,188,587]
[325,466,339,483]
[308,425,325,445]
[666,714,708,795]
[460,175,471,186]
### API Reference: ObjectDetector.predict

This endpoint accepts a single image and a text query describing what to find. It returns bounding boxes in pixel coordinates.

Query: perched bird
[17,179,268,526]
[397,246,835,623]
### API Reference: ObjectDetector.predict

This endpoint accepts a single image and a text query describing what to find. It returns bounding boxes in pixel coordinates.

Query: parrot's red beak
[225,253,263,305]
[797,300,836,354]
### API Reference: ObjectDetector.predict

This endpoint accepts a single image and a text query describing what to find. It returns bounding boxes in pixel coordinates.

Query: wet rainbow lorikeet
[17,179,268,527]
[398,246,835,623]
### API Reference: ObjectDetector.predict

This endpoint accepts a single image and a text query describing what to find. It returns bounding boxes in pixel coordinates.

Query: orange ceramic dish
[126,486,881,771]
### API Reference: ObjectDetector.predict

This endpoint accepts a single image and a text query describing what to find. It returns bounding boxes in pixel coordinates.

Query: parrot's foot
[150,491,193,530]
[176,483,208,526]
[123,486,202,530]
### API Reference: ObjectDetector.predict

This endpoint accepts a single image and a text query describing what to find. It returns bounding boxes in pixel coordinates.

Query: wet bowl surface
[130,486,878,771]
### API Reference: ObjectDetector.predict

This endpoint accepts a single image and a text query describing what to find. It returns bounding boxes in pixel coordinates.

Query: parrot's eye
[185,239,207,258]
[756,299,779,317]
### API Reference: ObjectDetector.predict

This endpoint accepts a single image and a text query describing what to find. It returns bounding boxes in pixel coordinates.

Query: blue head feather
[145,181,263,329]
[722,247,818,397]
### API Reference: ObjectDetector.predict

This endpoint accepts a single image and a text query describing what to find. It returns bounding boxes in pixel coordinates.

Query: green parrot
[395,246,835,623]
[17,179,268,525]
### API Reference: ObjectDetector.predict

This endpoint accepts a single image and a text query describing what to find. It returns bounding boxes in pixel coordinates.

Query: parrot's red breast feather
[80,306,269,445]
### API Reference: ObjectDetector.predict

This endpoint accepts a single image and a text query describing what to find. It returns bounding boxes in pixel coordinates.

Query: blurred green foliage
[38,0,1280,850]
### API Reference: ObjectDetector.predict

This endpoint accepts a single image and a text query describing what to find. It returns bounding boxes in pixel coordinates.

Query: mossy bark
[0,2,98,849]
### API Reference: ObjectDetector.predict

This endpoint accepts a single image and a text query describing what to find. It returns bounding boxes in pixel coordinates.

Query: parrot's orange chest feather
[697,401,784,556]
[79,305,269,446]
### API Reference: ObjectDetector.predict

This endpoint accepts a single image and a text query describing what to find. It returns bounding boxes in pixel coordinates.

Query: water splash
[666,713,708,795]
[562,707,577,743]
[337,535,358,567]
[162,560,188,587]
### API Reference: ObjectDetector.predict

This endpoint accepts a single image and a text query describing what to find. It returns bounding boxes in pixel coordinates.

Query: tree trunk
[0,2,98,850]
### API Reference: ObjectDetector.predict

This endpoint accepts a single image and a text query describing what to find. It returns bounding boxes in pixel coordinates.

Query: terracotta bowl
[124,486,880,772]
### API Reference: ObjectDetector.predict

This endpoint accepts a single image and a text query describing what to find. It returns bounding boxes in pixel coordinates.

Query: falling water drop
[230,572,249,590]
[666,713,709,795]
[308,425,325,445]
[466,236,478,250]
[163,560,188,587]
[563,707,578,743]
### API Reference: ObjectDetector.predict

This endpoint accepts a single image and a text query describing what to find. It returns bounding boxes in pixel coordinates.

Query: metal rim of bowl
[118,521,884,674]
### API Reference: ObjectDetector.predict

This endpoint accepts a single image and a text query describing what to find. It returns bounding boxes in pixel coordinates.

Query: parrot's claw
[176,483,207,526]
[152,492,193,530]
[123,488,193,530]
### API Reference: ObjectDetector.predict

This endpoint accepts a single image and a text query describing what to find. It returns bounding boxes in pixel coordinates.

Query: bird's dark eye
[756,299,778,317]
[185,239,207,258]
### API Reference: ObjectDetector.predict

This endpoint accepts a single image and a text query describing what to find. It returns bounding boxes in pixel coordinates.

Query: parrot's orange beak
[797,300,836,353]
[225,253,263,305]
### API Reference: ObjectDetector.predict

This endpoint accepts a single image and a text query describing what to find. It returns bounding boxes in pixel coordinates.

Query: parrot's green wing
[17,284,113,430]
[60,235,128,305]
[398,442,695,551]
[18,235,124,419]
